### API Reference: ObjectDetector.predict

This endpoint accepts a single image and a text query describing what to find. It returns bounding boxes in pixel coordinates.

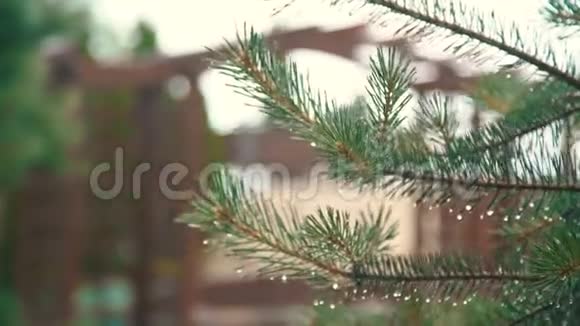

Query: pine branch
[544,0,580,28]
[509,303,555,326]
[449,82,579,158]
[385,168,580,197]
[218,29,580,212]
[414,93,458,152]
[333,0,580,89]
[214,28,374,178]
[529,226,580,292]
[522,221,557,244]
[300,206,398,264]
[178,168,349,283]
[351,254,539,300]
[366,46,414,133]
[193,0,580,321]
[182,168,549,301]
[217,32,314,128]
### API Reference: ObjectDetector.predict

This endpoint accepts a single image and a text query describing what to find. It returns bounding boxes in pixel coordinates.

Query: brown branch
[213,206,349,280]
[358,272,541,283]
[393,169,580,193]
[549,11,580,25]
[233,50,313,125]
[232,43,377,179]
[326,234,357,262]
[336,141,370,174]
[371,0,580,90]
[558,258,580,278]
[382,86,393,130]
[510,303,555,325]
[459,105,580,156]
[515,219,558,245]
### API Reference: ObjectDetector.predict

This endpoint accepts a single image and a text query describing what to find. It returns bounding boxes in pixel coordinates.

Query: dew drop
[236,268,243,274]
[330,304,336,309]
[188,223,201,228]
[479,215,484,220]
[457,214,463,221]
[504,216,509,222]
[319,300,325,305]
[486,210,494,216]
[202,239,209,245]
[449,208,454,213]
[465,205,473,211]
[332,283,339,290]
[310,142,317,147]
[515,214,521,220]
[425,298,431,303]
[313,300,319,306]
[529,202,535,208]
[281,275,288,283]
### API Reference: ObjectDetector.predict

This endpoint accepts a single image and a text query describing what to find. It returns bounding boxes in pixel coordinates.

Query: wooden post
[12,172,85,326]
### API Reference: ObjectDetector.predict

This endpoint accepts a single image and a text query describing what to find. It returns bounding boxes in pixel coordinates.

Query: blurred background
[0,0,550,325]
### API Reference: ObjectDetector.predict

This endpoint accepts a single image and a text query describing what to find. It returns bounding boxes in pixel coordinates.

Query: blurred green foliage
[0,0,89,190]
[131,21,159,57]
[0,0,89,324]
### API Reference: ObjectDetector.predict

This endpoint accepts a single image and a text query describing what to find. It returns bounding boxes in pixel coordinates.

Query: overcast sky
[90,0,548,134]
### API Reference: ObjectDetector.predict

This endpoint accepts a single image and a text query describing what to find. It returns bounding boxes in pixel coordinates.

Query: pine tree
[179,0,580,324]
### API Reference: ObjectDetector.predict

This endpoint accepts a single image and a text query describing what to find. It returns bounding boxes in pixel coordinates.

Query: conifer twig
[366,0,580,89]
